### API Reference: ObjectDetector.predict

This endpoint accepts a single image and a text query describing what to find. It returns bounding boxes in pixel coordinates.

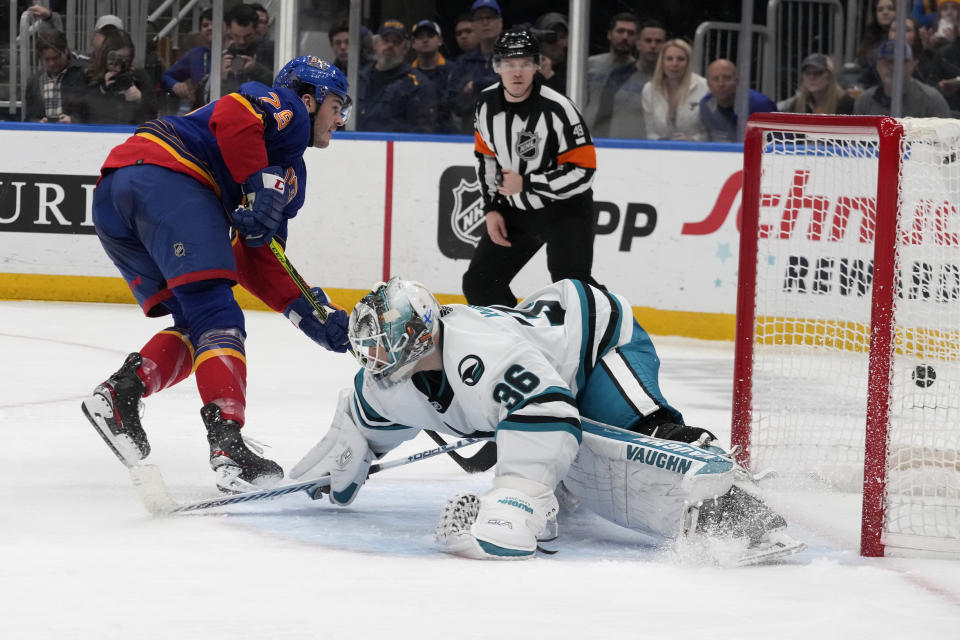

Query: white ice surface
[1,300,958,639]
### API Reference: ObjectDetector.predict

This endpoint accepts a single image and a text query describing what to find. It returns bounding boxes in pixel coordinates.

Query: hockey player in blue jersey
[82,57,353,493]
[291,278,803,563]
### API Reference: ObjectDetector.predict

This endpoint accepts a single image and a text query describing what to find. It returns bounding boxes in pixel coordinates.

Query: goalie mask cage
[732,113,960,558]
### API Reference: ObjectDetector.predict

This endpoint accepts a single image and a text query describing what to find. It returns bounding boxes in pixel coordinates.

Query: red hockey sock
[194,329,247,425]
[138,328,194,397]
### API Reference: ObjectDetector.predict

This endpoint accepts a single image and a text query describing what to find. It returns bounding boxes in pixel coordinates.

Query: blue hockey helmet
[274,56,352,122]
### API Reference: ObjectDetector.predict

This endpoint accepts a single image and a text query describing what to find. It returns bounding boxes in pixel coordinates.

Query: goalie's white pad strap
[564,421,736,538]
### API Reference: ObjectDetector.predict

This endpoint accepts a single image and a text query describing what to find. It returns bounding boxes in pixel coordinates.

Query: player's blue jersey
[102,81,310,220]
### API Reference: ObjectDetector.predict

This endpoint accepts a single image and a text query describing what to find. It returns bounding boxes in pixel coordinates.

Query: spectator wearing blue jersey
[412,19,452,132]
[699,59,776,143]
[445,0,503,133]
[411,20,450,88]
[356,20,438,133]
[162,8,213,114]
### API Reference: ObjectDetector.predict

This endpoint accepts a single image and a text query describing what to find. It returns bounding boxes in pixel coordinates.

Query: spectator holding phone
[220,3,273,95]
[24,29,87,123]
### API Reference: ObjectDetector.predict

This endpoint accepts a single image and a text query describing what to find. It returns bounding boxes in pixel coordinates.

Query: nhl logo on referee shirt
[515,131,541,161]
[437,166,484,259]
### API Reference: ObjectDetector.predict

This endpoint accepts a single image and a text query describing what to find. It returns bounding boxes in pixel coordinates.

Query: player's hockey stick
[424,430,497,473]
[269,237,332,322]
[129,435,493,516]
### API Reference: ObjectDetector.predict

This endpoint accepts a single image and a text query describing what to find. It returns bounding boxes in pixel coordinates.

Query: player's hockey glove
[232,166,286,247]
[283,286,350,353]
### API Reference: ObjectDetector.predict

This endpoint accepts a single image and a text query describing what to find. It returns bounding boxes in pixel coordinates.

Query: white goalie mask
[348,277,441,387]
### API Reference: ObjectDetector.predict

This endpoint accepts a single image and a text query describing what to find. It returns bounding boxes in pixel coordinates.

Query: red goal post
[732,113,960,558]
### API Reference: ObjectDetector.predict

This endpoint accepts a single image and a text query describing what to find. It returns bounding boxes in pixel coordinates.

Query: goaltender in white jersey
[291,278,803,563]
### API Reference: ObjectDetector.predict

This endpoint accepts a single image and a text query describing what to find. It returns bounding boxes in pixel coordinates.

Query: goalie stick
[424,430,497,473]
[129,435,493,516]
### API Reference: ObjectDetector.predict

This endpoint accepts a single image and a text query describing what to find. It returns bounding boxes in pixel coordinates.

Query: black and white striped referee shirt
[474,77,597,212]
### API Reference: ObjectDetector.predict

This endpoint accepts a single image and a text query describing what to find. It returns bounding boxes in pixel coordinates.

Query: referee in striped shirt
[462,28,603,306]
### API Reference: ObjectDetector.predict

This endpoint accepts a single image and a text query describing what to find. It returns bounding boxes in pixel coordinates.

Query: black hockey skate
[81,353,149,466]
[691,485,805,566]
[201,403,283,493]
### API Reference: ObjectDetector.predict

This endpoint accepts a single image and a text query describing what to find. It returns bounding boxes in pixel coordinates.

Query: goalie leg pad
[564,424,738,538]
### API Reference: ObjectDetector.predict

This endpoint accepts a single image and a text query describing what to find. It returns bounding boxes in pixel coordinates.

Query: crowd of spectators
[13,0,960,139]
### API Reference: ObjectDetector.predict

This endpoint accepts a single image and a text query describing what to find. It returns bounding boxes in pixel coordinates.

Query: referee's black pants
[462,191,603,306]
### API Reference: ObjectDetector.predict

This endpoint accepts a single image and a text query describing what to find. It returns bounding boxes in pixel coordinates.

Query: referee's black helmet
[492,29,540,62]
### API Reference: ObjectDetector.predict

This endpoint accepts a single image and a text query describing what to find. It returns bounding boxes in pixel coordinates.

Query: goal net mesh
[747,118,960,552]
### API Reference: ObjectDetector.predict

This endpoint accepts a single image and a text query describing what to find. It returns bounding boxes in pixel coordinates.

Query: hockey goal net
[732,113,960,558]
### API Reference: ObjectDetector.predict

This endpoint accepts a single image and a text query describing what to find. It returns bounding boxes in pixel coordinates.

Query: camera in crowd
[225,45,248,73]
[106,49,134,91]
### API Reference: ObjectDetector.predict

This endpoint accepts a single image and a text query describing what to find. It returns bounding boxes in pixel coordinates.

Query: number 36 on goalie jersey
[346,280,673,459]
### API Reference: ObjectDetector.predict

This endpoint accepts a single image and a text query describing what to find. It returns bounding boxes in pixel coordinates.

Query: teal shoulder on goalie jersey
[582,420,734,476]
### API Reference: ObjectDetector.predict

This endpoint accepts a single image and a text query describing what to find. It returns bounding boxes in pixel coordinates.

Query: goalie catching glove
[231,166,286,247]
[289,389,377,505]
[284,286,350,353]
[435,477,559,560]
